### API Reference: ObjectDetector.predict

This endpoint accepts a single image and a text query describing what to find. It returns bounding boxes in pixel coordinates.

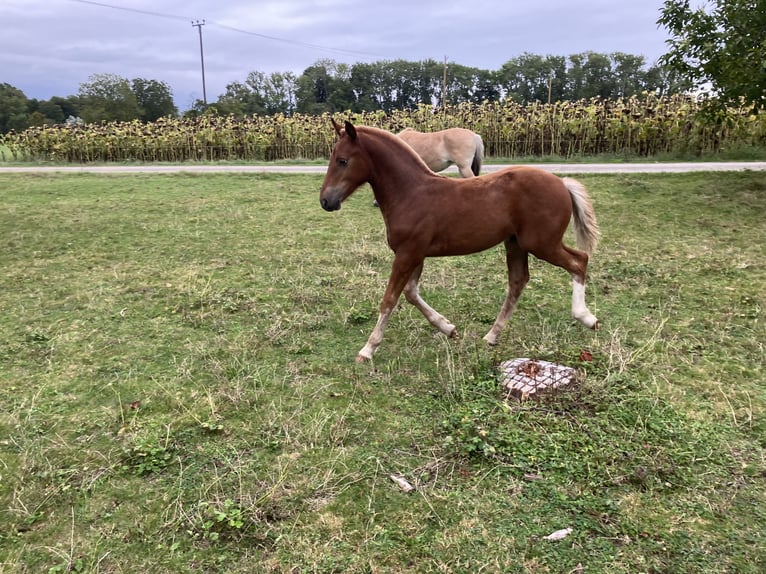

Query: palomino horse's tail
[471,134,485,176]
[563,177,600,254]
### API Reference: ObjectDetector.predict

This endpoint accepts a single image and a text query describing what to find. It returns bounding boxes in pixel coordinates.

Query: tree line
[0,74,178,134]
[1,52,686,134]
[210,52,686,117]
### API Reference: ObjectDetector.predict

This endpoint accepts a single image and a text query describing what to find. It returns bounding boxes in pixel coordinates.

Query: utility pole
[442,56,448,110]
[548,72,553,104]
[191,20,207,105]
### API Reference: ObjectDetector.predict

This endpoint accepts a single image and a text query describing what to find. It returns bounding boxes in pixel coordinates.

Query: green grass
[0,171,764,573]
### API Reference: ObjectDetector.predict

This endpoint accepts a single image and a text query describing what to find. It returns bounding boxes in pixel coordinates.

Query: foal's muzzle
[320,188,343,211]
[320,197,341,211]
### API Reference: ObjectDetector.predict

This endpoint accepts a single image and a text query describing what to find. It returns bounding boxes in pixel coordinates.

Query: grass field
[0,171,764,573]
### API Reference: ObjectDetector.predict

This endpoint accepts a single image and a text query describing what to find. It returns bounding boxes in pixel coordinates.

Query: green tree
[296,62,331,114]
[413,60,445,106]
[643,64,692,96]
[28,111,48,127]
[131,78,177,121]
[0,83,30,133]
[444,62,500,106]
[325,63,355,112]
[34,99,66,124]
[566,52,616,99]
[566,53,588,100]
[78,73,140,123]
[658,0,766,110]
[247,71,297,115]
[348,61,400,112]
[348,63,378,112]
[215,81,257,115]
[377,60,434,110]
[49,96,82,121]
[183,99,210,118]
[296,60,353,114]
[582,52,617,98]
[499,54,566,103]
[384,60,418,110]
[611,52,648,97]
[464,68,501,104]
[214,72,297,116]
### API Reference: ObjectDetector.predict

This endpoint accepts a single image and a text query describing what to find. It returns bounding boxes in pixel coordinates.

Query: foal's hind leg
[403,263,458,337]
[534,243,598,329]
[483,239,529,346]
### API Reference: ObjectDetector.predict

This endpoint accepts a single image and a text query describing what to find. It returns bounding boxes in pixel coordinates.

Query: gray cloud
[1,0,670,109]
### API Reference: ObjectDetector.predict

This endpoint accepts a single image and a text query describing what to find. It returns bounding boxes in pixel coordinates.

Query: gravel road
[1,162,765,174]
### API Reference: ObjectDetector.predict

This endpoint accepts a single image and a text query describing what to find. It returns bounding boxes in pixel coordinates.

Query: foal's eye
[338,158,348,166]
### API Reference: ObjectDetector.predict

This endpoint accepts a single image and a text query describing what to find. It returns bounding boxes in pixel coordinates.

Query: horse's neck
[364,131,431,199]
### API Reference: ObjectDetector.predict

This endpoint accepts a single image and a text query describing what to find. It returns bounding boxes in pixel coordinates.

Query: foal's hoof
[355,353,371,363]
[575,313,599,330]
[448,327,458,338]
[482,333,498,346]
[591,320,600,331]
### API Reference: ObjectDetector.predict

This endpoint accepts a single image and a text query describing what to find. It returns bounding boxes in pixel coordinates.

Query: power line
[67,0,383,60]
[68,0,190,22]
[211,22,383,59]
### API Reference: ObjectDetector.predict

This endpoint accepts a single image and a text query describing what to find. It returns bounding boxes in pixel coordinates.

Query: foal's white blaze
[571,278,598,328]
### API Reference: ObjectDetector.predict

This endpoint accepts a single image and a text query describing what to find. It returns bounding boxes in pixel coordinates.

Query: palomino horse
[320,120,600,362]
[398,127,484,178]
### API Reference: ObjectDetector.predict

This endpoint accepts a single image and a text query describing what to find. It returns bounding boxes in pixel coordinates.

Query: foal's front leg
[356,254,421,362]
[403,263,457,338]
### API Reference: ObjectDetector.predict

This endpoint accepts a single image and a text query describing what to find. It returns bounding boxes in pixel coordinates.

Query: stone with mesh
[499,358,578,399]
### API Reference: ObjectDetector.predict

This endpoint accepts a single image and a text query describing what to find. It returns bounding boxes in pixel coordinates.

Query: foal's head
[319,119,372,212]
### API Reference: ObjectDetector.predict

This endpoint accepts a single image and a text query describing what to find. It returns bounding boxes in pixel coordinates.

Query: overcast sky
[2,0,671,110]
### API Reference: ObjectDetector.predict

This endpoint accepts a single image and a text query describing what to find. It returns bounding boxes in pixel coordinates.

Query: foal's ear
[331,117,343,137]
[344,121,357,141]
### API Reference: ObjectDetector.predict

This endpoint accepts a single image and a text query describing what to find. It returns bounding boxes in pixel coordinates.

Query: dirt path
[1,162,765,174]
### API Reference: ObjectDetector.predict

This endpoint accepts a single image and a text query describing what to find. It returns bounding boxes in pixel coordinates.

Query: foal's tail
[563,177,600,254]
[471,133,485,176]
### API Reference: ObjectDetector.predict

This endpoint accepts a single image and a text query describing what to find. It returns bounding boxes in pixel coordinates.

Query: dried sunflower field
[3,94,764,163]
